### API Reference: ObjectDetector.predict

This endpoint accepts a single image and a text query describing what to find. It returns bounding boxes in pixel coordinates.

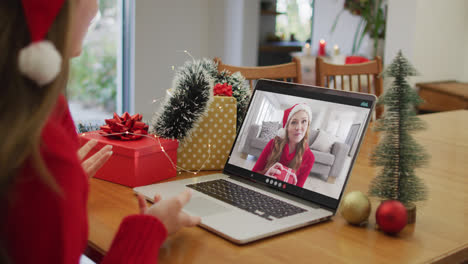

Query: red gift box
[79,132,178,187]
[276,165,297,185]
[345,56,370,64]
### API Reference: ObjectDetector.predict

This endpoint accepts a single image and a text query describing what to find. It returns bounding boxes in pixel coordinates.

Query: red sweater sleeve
[252,139,274,172]
[101,215,168,264]
[4,95,169,264]
[295,149,315,188]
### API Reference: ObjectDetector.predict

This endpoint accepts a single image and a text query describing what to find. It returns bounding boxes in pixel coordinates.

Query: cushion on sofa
[311,150,335,165]
[310,163,332,180]
[308,129,319,144]
[310,130,336,153]
[258,121,280,140]
[251,137,271,149]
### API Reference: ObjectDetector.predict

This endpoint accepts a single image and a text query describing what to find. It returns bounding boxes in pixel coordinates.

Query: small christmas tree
[368,50,429,207]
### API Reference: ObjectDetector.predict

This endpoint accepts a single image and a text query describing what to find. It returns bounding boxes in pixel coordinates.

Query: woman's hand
[137,189,201,235]
[265,162,283,178]
[78,139,113,178]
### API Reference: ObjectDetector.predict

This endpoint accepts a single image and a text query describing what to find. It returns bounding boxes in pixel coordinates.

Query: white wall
[464,21,468,82]
[385,0,468,83]
[226,1,244,65]
[383,0,418,66]
[215,0,260,66]
[243,0,260,66]
[134,0,210,118]
[413,0,468,83]
[134,0,259,118]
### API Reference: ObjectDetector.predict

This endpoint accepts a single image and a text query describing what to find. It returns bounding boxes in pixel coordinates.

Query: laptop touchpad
[184,196,232,217]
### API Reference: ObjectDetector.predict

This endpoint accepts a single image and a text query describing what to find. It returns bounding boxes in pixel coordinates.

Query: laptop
[134,79,376,244]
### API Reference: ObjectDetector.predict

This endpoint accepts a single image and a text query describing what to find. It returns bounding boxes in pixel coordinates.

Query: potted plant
[331,0,386,57]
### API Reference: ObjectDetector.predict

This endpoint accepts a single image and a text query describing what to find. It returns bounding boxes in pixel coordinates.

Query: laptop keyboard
[186,179,307,221]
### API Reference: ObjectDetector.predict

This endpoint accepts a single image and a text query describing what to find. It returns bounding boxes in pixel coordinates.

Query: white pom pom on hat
[18,0,66,86]
[277,103,312,139]
[19,41,62,86]
[277,128,286,138]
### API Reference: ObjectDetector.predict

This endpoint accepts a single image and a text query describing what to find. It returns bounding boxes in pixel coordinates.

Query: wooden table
[417,81,468,112]
[87,111,468,264]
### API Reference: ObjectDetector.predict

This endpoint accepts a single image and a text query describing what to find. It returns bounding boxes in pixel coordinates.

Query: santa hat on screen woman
[277,103,312,139]
[18,0,66,86]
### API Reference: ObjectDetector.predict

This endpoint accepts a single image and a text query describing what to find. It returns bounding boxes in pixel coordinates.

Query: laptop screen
[224,80,376,210]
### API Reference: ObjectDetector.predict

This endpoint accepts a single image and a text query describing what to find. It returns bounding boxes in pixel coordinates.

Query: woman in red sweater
[252,104,315,188]
[0,0,200,263]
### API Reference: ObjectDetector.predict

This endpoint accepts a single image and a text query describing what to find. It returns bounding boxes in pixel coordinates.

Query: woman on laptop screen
[252,104,315,188]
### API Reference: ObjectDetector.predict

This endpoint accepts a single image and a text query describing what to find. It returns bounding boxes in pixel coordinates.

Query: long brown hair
[1,2,73,263]
[262,111,310,173]
[0,0,72,197]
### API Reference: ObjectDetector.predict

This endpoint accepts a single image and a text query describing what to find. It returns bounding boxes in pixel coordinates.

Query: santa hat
[18,0,65,86]
[277,103,312,139]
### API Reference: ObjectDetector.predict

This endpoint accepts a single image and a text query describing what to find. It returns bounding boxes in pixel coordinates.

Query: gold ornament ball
[341,191,371,225]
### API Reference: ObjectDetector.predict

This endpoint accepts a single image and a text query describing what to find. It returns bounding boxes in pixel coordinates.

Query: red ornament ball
[376,200,408,234]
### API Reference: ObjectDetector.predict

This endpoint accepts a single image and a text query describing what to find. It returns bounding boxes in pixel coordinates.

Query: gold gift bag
[177,96,237,170]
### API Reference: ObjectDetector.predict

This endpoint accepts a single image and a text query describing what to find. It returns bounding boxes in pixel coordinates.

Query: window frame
[118,0,135,114]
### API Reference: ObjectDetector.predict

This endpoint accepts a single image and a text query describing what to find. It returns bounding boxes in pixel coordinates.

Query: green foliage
[68,40,117,112]
[77,121,104,133]
[99,0,116,14]
[332,0,386,56]
[68,0,117,112]
[275,0,311,42]
[368,51,429,207]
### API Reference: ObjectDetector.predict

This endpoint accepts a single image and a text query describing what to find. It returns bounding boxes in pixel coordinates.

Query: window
[255,97,281,125]
[69,0,133,127]
[276,0,313,42]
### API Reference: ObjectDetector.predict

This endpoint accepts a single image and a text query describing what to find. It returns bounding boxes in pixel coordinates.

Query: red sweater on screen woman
[252,139,315,188]
[3,95,167,264]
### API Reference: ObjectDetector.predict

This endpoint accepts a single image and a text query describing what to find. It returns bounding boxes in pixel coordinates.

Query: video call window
[228,90,370,199]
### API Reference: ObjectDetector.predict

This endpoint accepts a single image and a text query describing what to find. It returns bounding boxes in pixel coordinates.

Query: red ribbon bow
[213,83,233,96]
[100,112,149,140]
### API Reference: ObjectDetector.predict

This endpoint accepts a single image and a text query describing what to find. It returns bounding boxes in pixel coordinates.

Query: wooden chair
[214,57,302,91]
[315,56,384,118]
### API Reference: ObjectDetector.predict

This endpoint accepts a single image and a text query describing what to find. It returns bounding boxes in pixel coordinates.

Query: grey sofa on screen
[241,123,350,181]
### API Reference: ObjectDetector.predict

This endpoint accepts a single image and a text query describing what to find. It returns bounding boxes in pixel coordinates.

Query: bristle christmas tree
[368,50,429,208]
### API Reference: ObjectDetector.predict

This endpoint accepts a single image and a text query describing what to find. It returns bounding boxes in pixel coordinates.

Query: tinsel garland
[368,50,429,207]
[151,59,214,141]
[151,58,250,142]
